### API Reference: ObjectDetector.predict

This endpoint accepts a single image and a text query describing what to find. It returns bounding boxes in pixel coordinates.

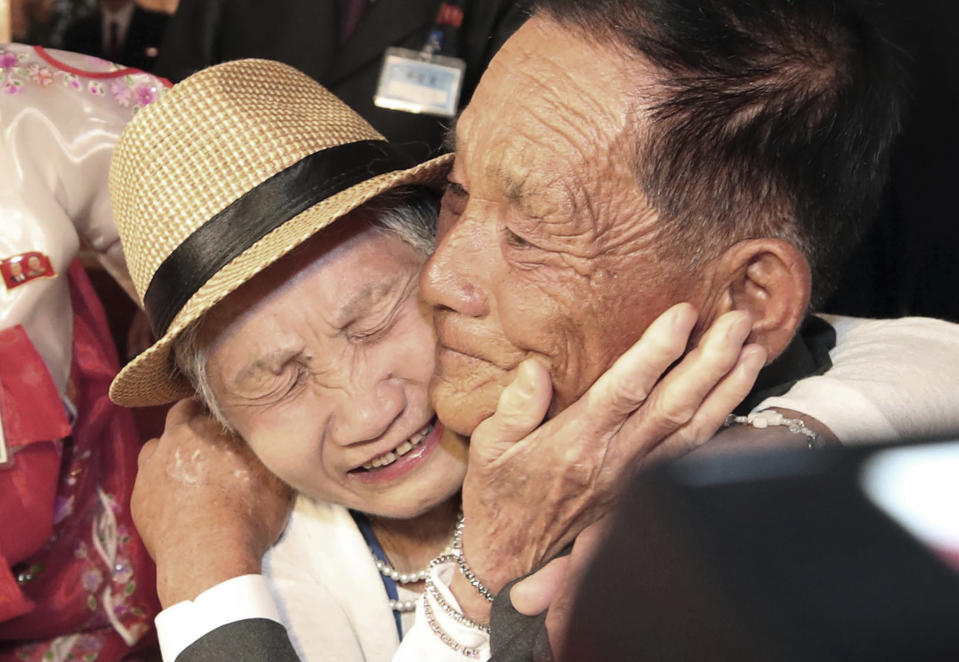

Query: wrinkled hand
[131,398,293,607]
[451,304,766,621]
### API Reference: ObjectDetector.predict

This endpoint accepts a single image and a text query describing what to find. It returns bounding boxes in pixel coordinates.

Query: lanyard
[351,510,404,640]
[425,0,469,56]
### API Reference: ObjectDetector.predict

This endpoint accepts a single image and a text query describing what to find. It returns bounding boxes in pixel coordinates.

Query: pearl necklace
[388,596,419,613]
[373,513,461,613]
[374,555,434,585]
[375,543,456,613]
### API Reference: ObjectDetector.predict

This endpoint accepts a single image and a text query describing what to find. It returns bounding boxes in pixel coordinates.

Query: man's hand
[510,518,612,656]
[451,304,767,621]
[131,398,293,607]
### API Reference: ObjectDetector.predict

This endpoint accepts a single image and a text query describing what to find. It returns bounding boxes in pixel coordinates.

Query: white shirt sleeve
[154,574,283,662]
[394,561,491,661]
[757,315,959,444]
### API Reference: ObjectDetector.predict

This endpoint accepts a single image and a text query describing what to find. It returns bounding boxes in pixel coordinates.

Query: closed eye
[445,181,468,197]
[347,321,392,343]
[345,276,416,344]
[503,226,533,249]
[239,362,310,407]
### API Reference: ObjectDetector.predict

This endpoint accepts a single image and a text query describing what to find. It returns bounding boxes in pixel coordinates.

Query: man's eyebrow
[495,166,542,207]
[500,172,526,203]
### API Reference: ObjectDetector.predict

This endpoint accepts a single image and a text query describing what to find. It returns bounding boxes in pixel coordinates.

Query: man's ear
[709,239,811,361]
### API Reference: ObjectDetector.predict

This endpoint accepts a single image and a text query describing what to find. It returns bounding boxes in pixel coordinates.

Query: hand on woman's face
[204,217,467,519]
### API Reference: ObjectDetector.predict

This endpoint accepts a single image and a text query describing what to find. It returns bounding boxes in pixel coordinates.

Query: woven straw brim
[109,152,451,407]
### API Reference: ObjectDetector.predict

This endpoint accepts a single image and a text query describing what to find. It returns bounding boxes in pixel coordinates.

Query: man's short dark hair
[533,0,904,305]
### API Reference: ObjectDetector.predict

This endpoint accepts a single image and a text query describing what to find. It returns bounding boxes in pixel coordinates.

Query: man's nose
[421,215,489,317]
[329,378,406,446]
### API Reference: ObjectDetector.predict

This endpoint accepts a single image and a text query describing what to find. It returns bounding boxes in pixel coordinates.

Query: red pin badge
[1,251,56,291]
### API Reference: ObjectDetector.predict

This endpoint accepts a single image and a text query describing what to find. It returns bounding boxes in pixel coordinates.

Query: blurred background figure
[8,0,55,45]
[62,0,168,72]
[157,0,525,156]
[0,43,167,662]
[821,0,959,323]
[561,439,959,661]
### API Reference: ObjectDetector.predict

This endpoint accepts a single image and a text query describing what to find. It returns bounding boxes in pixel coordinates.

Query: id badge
[374,47,465,118]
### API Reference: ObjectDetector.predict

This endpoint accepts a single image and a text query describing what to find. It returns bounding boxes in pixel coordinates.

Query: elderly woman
[108,59,959,662]
[107,57,466,660]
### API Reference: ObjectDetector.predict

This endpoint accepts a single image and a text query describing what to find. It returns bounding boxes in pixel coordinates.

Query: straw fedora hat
[109,58,452,407]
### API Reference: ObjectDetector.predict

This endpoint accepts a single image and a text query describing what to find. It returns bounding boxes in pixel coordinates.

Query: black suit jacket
[178,619,298,662]
[156,0,526,157]
[62,6,169,73]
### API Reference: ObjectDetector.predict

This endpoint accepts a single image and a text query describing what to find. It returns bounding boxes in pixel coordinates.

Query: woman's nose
[328,378,406,446]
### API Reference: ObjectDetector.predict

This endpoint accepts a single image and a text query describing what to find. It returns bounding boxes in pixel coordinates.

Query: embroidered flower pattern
[62,73,81,90]
[111,80,132,107]
[112,555,133,584]
[134,83,157,107]
[27,64,53,86]
[0,51,20,70]
[11,465,156,661]
[0,46,165,111]
[15,633,107,662]
[82,567,104,592]
[2,77,23,95]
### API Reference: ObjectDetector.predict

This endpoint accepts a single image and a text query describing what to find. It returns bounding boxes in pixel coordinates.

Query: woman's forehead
[202,226,424,369]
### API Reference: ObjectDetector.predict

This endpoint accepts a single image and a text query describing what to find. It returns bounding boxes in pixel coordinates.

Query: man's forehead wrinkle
[487,122,610,230]
[512,63,625,161]
[465,14,655,252]
[497,164,595,248]
[521,16,637,124]
[516,88,635,229]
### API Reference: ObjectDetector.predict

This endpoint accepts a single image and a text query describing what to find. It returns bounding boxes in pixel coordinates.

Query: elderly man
[401,0,959,654]
[134,0,959,660]
[421,0,959,610]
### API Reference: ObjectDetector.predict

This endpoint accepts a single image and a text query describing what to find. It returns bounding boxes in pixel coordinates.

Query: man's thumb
[470,359,552,456]
[510,556,570,616]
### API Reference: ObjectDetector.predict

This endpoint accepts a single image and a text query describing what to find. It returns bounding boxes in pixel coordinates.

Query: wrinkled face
[422,16,707,436]
[204,214,467,519]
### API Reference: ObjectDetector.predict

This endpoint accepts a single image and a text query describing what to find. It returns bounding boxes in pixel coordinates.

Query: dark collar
[735,315,837,415]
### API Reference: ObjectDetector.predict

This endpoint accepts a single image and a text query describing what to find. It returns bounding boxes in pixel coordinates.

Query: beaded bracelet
[724,409,825,449]
[451,515,496,603]
[422,598,483,659]
[427,554,491,634]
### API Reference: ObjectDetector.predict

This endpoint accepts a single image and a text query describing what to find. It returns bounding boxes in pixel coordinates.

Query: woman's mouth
[360,419,436,471]
[348,417,444,484]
